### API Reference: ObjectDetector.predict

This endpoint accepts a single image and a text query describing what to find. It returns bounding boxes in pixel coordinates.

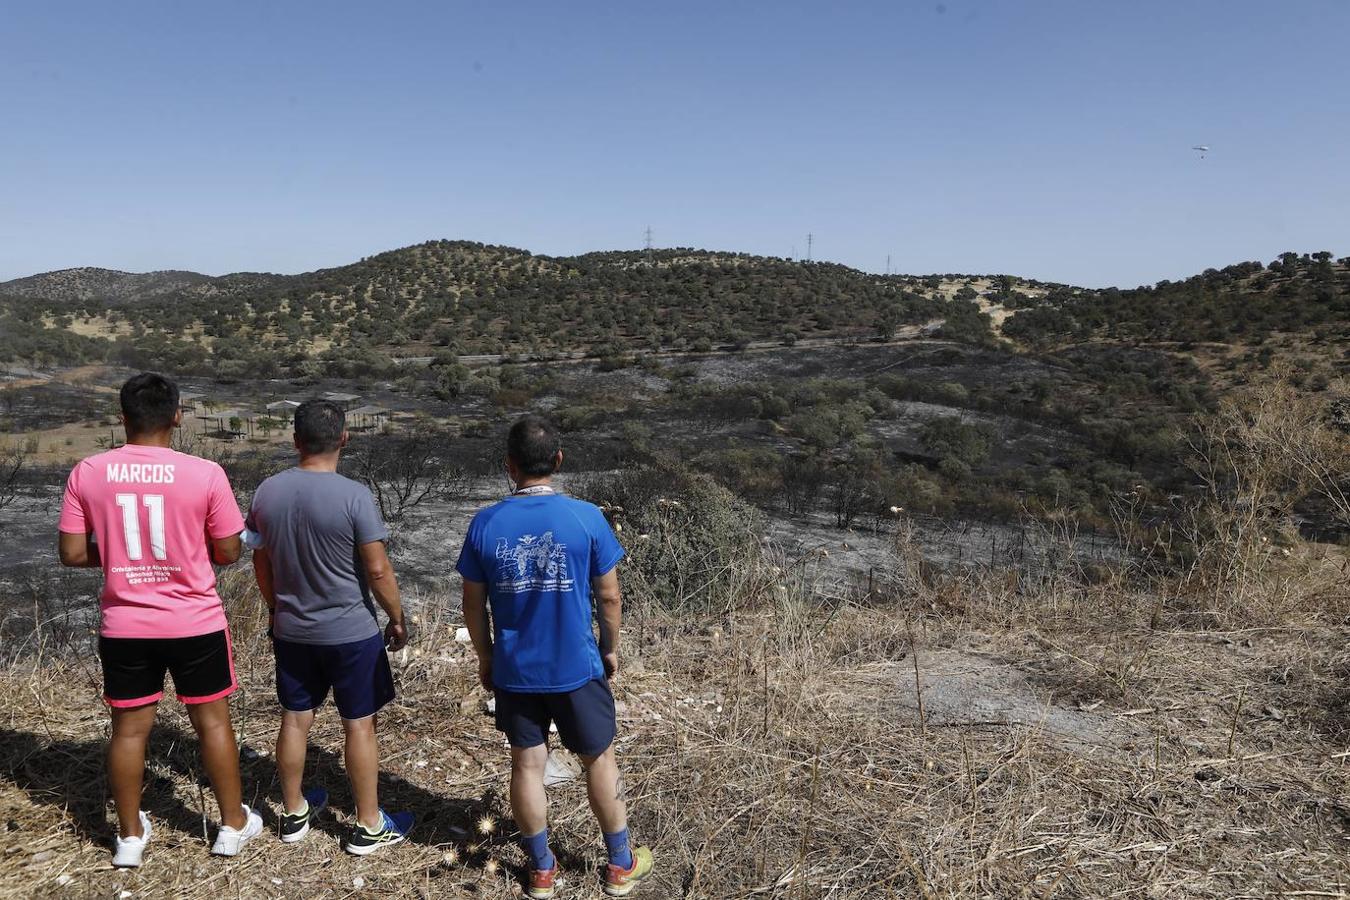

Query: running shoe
[604,845,654,897]
[526,864,559,899]
[344,809,414,856]
[112,810,152,868]
[279,787,329,843]
[211,805,264,856]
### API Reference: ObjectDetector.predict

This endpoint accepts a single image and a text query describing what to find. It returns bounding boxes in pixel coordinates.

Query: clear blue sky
[1,1,1346,287]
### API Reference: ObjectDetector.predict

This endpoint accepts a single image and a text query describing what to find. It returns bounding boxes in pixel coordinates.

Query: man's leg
[185,698,247,830]
[497,690,556,882]
[343,714,381,829]
[276,708,315,814]
[108,703,159,838]
[579,746,627,835]
[510,743,550,835]
[563,680,641,878]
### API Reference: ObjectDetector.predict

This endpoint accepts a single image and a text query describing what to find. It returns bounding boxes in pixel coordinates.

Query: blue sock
[521,828,555,871]
[603,828,634,870]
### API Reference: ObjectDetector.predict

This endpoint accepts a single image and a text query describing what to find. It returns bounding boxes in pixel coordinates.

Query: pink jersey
[59,444,245,639]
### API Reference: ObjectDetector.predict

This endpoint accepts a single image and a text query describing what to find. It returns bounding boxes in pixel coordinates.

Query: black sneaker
[279,787,328,844]
[345,809,414,856]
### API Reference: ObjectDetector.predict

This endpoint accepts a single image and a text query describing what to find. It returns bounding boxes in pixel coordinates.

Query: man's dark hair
[507,415,561,477]
[294,399,346,455]
[120,372,180,435]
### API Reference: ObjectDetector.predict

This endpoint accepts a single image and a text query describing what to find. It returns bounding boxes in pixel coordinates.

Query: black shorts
[495,678,617,757]
[99,630,237,708]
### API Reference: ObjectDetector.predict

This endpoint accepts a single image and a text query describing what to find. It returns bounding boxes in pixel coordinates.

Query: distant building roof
[203,409,255,420]
[323,391,361,402]
[348,405,388,416]
[266,400,301,410]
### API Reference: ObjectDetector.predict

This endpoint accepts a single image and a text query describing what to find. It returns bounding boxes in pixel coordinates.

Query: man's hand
[384,616,408,651]
[602,650,619,680]
[477,656,493,691]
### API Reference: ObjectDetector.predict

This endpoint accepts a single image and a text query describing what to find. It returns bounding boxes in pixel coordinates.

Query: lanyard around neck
[512,484,556,497]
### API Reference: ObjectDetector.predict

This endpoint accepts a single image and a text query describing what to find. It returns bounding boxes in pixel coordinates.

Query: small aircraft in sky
[1192,144,1210,159]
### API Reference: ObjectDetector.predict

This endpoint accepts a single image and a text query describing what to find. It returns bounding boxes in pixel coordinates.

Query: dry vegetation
[3,541,1348,899]
[2,377,1348,899]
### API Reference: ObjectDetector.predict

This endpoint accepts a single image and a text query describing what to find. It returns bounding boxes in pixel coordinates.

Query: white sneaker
[112,811,152,868]
[211,805,263,856]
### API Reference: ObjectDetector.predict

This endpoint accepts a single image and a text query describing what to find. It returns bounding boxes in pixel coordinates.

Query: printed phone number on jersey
[111,564,183,585]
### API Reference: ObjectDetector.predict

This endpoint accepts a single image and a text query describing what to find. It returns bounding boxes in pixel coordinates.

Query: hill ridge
[1,241,1345,375]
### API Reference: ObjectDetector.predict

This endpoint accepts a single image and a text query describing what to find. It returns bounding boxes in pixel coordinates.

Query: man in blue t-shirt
[457,416,653,899]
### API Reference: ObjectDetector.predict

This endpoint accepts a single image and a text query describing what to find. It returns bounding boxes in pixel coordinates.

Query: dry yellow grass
[2,543,1349,899]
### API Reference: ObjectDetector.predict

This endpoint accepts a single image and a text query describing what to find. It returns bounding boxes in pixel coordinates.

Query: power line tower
[886,254,892,276]
[806,233,814,263]
[643,226,654,264]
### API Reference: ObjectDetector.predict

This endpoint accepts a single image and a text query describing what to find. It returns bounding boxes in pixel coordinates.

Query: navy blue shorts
[273,633,395,720]
[495,678,616,757]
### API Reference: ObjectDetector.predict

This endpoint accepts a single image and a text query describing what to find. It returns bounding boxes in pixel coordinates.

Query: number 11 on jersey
[115,493,167,561]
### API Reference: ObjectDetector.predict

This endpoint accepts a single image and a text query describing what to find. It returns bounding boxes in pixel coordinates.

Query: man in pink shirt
[58,373,263,867]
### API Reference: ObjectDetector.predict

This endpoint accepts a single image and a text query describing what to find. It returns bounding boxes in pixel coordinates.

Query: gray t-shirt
[246,468,390,645]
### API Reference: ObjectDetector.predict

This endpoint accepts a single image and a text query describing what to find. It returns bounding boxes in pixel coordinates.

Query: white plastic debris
[454,627,471,643]
[352,875,366,889]
[55,875,73,887]
[543,749,583,786]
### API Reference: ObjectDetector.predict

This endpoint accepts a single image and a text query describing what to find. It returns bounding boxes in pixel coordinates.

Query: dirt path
[861,649,1144,749]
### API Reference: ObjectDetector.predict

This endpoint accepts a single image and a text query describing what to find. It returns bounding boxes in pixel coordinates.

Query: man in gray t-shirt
[247,399,413,854]
[249,467,389,644]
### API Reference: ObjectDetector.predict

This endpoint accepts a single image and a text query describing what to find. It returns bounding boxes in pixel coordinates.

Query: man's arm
[461,579,493,690]
[205,466,245,565]
[57,531,100,568]
[209,533,242,566]
[593,568,622,678]
[358,540,406,650]
[252,545,276,620]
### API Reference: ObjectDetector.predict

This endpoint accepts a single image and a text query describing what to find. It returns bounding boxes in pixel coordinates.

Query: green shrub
[920,417,995,467]
[692,445,784,504]
[579,463,766,613]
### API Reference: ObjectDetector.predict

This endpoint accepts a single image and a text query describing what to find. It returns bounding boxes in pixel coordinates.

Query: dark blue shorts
[495,678,616,757]
[273,633,395,720]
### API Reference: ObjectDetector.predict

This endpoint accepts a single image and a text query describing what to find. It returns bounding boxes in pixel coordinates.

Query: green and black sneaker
[279,787,328,844]
[345,809,414,856]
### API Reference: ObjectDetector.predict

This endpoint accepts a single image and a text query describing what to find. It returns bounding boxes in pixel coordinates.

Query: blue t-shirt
[455,493,625,693]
